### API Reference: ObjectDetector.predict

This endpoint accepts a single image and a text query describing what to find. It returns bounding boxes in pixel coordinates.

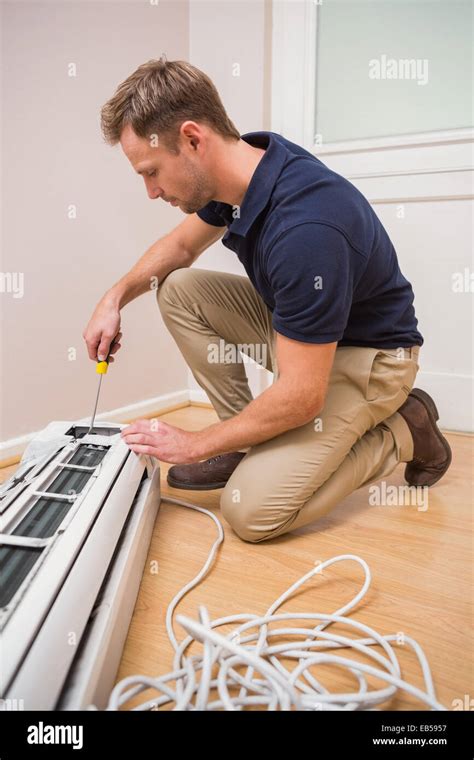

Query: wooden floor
[115,404,473,711]
[2,404,472,710]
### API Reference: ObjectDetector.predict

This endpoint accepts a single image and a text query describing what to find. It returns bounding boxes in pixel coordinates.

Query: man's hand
[120,418,203,464]
[120,335,337,464]
[83,296,122,363]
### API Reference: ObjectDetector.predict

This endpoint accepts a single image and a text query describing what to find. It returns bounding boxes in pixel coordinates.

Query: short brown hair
[100,55,240,151]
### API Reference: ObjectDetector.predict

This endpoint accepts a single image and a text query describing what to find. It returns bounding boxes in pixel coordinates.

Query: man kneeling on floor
[83,57,452,543]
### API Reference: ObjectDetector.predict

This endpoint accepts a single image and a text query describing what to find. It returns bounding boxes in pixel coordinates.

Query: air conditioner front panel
[0,421,161,709]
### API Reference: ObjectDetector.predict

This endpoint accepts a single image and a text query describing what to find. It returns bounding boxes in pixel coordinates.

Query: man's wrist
[189,423,222,461]
[103,286,125,311]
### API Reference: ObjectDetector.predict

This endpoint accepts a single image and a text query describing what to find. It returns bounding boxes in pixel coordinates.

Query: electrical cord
[104,494,447,712]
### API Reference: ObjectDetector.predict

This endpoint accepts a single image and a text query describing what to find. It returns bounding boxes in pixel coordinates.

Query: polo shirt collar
[224,131,288,237]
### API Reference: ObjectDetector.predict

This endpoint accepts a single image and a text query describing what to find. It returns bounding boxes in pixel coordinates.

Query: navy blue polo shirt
[196,131,423,348]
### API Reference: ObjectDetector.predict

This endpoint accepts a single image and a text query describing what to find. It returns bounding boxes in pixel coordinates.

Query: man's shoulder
[263,169,377,258]
[259,136,382,257]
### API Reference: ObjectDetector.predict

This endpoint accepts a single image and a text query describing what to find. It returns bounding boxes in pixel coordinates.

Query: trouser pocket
[365,349,419,403]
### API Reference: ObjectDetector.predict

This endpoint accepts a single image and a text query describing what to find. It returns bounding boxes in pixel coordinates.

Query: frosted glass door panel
[315,0,473,143]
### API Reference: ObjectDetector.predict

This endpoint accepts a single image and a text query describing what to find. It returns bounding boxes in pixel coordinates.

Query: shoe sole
[166,475,228,490]
[405,387,452,487]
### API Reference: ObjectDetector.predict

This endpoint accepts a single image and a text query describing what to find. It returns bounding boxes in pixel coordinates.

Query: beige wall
[189,0,269,277]
[187,0,273,399]
[1,0,191,441]
[1,0,271,445]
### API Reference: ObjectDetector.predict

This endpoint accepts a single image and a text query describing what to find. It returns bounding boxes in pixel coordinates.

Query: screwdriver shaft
[87,374,103,435]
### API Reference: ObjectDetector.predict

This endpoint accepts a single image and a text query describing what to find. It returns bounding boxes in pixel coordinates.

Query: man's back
[197,131,424,349]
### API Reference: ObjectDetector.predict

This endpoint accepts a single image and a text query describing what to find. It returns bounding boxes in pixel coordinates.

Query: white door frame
[270,0,474,432]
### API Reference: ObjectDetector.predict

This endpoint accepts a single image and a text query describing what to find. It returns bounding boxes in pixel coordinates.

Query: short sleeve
[196,201,228,227]
[265,223,356,344]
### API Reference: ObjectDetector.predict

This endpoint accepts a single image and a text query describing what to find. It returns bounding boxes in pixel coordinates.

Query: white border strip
[0,389,191,463]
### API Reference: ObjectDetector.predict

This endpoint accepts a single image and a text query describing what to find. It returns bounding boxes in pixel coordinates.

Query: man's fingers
[97,332,119,361]
[128,443,157,457]
[109,332,123,355]
[122,419,159,435]
[85,337,100,361]
[122,432,156,446]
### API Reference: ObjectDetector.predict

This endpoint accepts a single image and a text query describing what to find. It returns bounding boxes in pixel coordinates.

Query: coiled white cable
[105,495,446,712]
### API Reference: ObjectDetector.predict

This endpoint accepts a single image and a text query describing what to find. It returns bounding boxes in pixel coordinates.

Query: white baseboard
[191,373,473,433]
[414,370,473,433]
[189,388,213,405]
[2,372,471,465]
[0,389,191,463]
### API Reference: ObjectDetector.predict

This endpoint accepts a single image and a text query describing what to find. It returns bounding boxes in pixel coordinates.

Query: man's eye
[147,170,157,178]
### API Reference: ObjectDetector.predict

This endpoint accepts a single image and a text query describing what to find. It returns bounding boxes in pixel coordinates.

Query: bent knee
[220,487,269,543]
[156,267,196,309]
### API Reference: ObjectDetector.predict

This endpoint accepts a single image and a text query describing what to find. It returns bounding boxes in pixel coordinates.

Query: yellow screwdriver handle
[96,360,109,375]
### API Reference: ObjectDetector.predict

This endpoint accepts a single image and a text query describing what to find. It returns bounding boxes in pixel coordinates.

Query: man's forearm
[105,235,191,309]
[192,379,321,460]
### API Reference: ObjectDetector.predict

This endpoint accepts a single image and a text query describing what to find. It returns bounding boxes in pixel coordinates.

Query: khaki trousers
[157,267,420,543]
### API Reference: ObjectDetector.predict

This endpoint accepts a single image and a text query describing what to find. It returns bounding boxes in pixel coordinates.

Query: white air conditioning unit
[0,420,161,710]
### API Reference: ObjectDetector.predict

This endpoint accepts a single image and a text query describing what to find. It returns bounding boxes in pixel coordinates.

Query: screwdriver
[86,355,110,435]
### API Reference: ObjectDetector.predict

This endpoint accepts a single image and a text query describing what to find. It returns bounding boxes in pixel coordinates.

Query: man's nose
[145,180,162,200]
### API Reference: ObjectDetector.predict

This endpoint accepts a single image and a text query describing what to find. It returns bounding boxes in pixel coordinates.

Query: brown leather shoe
[167,451,247,490]
[397,388,452,487]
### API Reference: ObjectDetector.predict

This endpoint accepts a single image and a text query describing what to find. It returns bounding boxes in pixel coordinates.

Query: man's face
[119,123,214,214]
